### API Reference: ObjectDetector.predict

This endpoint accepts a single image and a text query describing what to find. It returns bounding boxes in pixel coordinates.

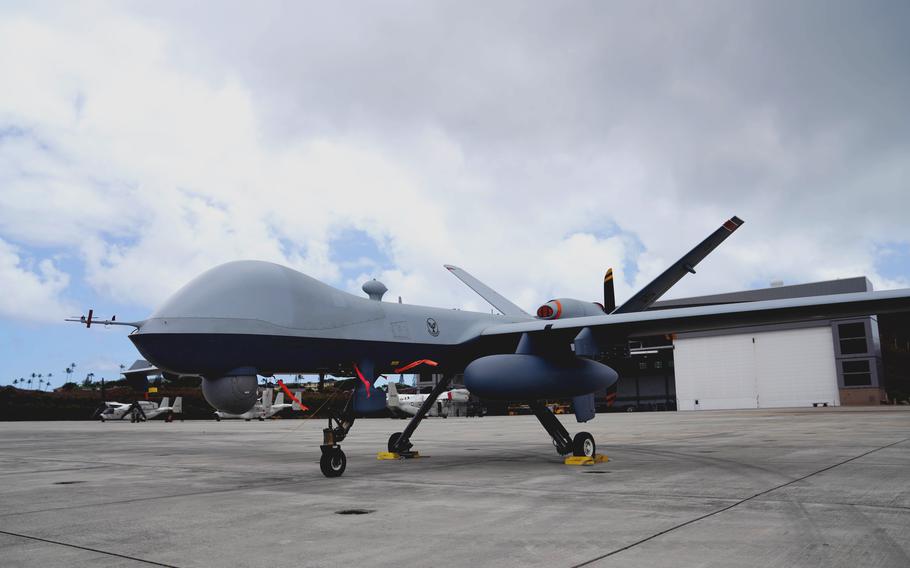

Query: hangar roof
[652,276,872,310]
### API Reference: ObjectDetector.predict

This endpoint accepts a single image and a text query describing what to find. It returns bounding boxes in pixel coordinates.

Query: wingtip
[723,216,744,231]
[444,264,458,271]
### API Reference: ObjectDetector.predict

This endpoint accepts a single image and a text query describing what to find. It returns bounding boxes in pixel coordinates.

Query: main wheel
[572,432,596,457]
[320,448,346,477]
[388,432,403,453]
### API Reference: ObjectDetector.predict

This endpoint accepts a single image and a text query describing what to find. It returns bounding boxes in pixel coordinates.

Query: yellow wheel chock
[377,451,422,460]
[564,454,609,466]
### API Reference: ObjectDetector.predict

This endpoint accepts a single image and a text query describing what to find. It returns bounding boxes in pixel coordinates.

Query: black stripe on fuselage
[129,332,494,377]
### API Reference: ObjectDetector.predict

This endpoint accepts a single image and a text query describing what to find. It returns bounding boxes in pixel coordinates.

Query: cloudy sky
[1,0,908,387]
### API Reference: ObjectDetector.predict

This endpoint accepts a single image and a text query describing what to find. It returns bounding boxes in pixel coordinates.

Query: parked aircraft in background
[386,382,469,418]
[70,216,910,477]
[98,397,183,422]
[214,388,302,421]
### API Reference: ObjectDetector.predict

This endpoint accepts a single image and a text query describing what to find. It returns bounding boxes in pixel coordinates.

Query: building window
[638,361,647,370]
[838,322,868,355]
[654,361,663,369]
[842,359,872,387]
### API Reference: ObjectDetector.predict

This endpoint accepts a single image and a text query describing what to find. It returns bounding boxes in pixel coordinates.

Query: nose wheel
[320,446,347,477]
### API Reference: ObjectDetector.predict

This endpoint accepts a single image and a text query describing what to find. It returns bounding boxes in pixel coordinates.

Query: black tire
[572,432,596,457]
[214,415,221,422]
[388,432,403,453]
[320,448,346,477]
[258,417,265,422]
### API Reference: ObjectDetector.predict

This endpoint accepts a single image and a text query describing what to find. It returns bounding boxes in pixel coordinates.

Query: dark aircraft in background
[69,217,910,476]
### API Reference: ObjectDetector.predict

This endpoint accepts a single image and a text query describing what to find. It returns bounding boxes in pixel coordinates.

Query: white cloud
[0,2,908,326]
[0,238,73,321]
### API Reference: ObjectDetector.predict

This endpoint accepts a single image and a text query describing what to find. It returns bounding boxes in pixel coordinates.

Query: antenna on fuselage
[362,279,388,301]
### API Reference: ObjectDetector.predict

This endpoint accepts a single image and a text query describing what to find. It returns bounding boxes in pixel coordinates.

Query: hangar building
[417,276,888,412]
[617,276,884,410]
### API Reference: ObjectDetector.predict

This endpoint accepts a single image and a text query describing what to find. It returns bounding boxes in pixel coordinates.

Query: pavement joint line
[0,476,314,519]
[569,436,910,568]
[0,529,182,568]
[755,498,910,512]
[356,477,745,504]
[0,451,520,519]
[7,455,319,477]
[0,465,110,477]
[0,450,538,519]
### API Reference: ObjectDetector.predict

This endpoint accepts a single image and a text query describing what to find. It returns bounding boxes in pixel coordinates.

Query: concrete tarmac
[1,408,908,567]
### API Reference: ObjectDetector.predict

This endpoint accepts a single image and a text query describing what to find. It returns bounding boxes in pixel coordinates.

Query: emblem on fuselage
[426,318,439,337]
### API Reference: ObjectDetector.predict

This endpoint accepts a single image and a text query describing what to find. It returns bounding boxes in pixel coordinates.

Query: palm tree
[46,372,53,390]
[38,379,44,390]
[12,379,18,387]
[27,378,33,389]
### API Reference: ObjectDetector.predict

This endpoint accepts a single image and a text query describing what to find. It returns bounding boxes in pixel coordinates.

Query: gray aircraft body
[70,217,910,477]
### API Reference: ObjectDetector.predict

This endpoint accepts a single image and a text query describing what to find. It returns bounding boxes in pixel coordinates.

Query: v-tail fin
[443,265,530,317]
[613,216,743,314]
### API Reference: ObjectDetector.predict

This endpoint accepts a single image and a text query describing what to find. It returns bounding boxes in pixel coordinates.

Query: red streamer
[352,363,371,397]
[393,359,439,374]
[276,379,309,411]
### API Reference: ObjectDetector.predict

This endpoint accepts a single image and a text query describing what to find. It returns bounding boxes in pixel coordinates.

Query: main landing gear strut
[529,400,596,458]
[387,373,454,456]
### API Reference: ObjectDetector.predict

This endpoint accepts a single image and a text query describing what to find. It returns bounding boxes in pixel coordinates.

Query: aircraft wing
[479,288,910,340]
[444,265,531,317]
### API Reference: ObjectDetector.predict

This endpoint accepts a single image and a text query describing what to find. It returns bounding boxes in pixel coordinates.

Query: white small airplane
[98,397,183,422]
[214,388,302,421]
[387,382,470,418]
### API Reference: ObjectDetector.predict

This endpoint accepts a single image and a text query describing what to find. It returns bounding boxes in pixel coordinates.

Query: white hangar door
[674,327,839,410]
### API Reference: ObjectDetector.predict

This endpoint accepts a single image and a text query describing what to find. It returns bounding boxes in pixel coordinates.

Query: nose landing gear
[319,396,356,478]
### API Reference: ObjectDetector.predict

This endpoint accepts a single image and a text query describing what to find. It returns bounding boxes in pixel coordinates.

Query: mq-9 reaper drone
[69,217,910,477]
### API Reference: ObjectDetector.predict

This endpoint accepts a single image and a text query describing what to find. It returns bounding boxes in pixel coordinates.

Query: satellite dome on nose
[362,279,388,301]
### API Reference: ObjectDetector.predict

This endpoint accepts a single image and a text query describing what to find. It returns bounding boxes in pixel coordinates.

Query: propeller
[603,268,616,313]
